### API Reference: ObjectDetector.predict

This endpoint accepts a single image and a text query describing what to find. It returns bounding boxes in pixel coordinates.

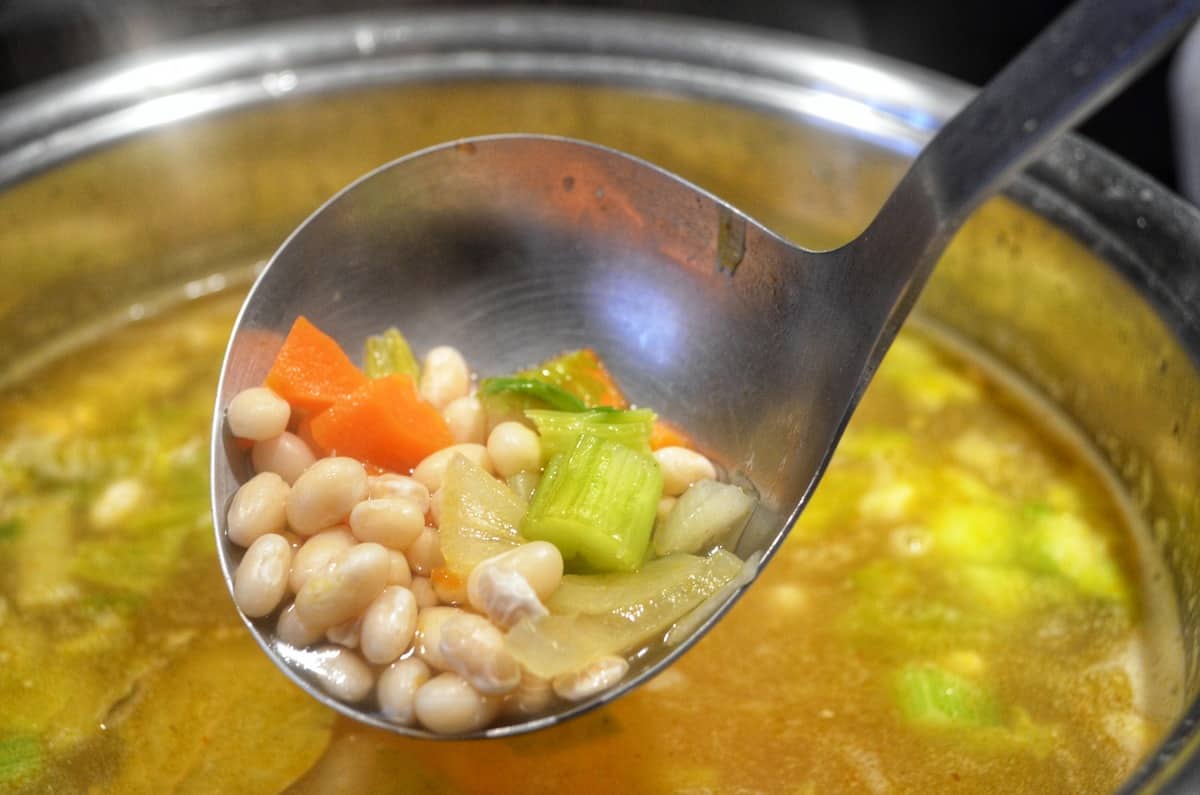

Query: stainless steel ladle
[212,0,1200,739]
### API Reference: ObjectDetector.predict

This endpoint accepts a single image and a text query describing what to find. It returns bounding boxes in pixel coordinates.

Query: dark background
[0,0,1187,191]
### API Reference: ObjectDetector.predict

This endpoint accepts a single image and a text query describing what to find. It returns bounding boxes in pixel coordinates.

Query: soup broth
[0,291,1176,793]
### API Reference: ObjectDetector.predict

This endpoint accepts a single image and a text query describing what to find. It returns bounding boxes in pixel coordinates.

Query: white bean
[411,576,438,608]
[252,432,316,485]
[378,657,432,726]
[368,474,431,514]
[486,422,542,479]
[227,472,290,547]
[438,613,521,695]
[552,655,629,702]
[469,541,563,601]
[415,606,467,670]
[442,396,486,444]
[412,445,493,492]
[305,645,375,703]
[466,564,547,629]
[326,617,361,649]
[414,673,501,735]
[286,457,369,535]
[428,488,445,528]
[361,586,418,665]
[656,496,677,525]
[387,549,413,587]
[277,601,323,646]
[405,526,444,576]
[419,346,471,409]
[349,498,425,550]
[233,533,292,617]
[502,671,557,720]
[226,386,291,441]
[289,527,355,594]
[294,542,390,631]
[654,447,717,497]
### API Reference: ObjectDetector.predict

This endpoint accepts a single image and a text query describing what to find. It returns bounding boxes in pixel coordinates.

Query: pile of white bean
[223,344,719,734]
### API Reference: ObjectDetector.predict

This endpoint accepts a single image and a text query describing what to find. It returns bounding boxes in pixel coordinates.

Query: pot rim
[1,8,1198,791]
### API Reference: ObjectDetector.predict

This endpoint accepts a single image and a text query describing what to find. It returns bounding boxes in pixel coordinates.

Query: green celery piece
[1022,509,1130,604]
[479,377,587,412]
[507,550,743,678]
[363,327,420,381]
[439,454,527,576]
[893,663,1002,728]
[517,348,625,408]
[0,734,43,787]
[526,408,655,461]
[521,434,662,572]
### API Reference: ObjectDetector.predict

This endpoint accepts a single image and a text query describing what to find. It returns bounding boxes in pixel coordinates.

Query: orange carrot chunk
[265,316,368,412]
[310,375,453,473]
[650,419,695,451]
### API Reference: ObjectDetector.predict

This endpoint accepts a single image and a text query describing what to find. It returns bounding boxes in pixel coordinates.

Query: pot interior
[2,15,1200,791]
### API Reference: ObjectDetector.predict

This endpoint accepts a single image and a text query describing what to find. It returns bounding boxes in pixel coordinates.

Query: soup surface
[0,292,1174,793]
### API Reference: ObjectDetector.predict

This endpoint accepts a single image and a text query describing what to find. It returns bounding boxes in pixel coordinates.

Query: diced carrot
[520,348,628,409]
[650,419,695,451]
[291,411,326,456]
[265,316,368,412]
[431,566,464,594]
[310,374,452,473]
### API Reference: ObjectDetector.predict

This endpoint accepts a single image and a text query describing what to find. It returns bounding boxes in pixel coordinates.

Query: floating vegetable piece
[310,375,452,473]
[364,327,421,382]
[653,479,756,556]
[521,434,661,573]
[506,550,743,678]
[517,348,627,409]
[265,316,367,412]
[0,734,43,789]
[526,408,656,461]
[893,663,1002,728]
[439,454,527,576]
[479,377,588,412]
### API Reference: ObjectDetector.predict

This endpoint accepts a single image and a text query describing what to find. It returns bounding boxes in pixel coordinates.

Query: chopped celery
[439,454,527,576]
[526,408,655,461]
[479,378,587,412]
[929,501,1020,566]
[893,663,1001,728]
[521,434,661,572]
[507,550,743,677]
[363,327,420,381]
[0,734,43,787]
[1022,510,1129,604]
[517,348,626,408]
[653,479,755,556]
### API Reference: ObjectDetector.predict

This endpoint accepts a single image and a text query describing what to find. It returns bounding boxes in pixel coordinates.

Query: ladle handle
[852,0,1199,325]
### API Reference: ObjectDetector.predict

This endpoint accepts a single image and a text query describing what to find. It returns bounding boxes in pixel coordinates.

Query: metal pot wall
[2,10,1200,791]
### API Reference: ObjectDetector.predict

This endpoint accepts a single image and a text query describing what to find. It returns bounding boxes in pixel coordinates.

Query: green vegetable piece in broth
[521,434,662,573]
[526,408,655,462]
[364,327,420,381]
[0,734,43,788]
[893,663,1001,728]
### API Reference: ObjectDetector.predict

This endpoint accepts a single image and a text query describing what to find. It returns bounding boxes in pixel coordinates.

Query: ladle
[212,0,1200,738]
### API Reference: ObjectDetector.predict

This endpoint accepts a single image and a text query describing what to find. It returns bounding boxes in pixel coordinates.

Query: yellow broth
[0,293,1174,793]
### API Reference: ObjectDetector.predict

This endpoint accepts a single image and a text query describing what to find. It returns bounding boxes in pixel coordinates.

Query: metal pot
[2,10,1199,791]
